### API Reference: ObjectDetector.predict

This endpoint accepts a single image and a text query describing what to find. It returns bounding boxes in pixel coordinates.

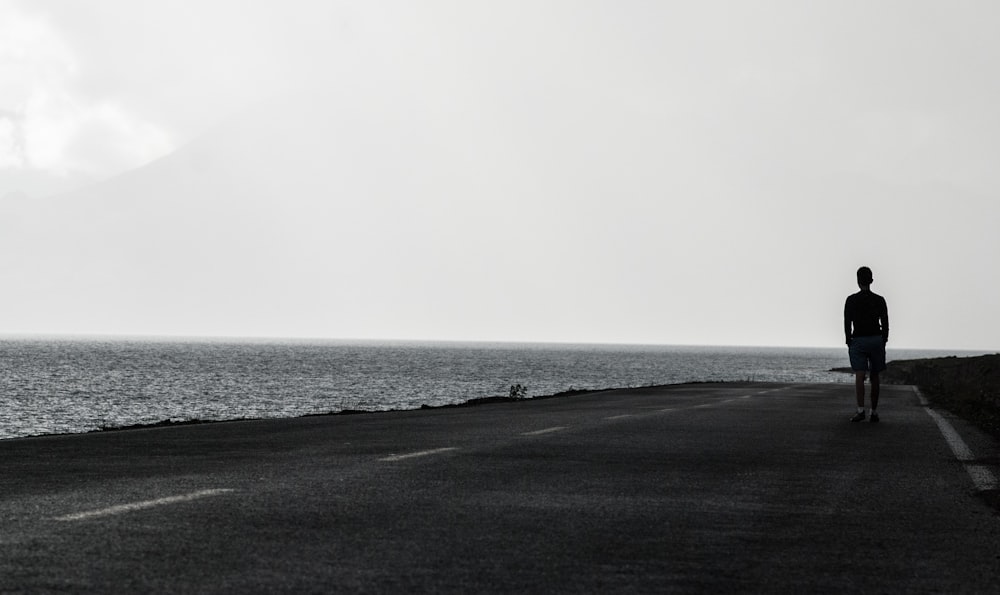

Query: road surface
[1,382,999,592]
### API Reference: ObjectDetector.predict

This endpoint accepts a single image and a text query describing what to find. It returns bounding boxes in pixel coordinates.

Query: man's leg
[870,372,880,410]
[855,372,866,408]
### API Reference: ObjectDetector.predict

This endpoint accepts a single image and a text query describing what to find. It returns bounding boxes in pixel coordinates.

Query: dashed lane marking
[380,447,458,462]
[605,414,634,420]
[915,387,998,492]
[755,386,793,395]
[52,489,234,522]
[521,426,567,436]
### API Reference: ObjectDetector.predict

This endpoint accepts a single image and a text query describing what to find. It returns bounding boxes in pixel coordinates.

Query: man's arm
[881,297,889,342]
[844,298,853,345]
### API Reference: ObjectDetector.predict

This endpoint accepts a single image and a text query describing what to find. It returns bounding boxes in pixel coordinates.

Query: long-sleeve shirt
[844,289,889,343]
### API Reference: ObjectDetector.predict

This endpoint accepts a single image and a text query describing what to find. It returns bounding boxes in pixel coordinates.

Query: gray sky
[1,0,998,350]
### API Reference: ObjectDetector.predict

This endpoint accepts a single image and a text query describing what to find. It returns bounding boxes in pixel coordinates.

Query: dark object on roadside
[884,354,1000,439]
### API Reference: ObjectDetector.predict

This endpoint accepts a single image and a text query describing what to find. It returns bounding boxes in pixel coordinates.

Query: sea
[0,337,988,440]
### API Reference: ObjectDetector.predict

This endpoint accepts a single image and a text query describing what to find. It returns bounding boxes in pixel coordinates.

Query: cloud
[0,1,174,183]
[22,89,173,177]
[0,114,24,167]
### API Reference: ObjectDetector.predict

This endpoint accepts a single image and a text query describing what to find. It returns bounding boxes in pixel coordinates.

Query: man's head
[857,266,873,288]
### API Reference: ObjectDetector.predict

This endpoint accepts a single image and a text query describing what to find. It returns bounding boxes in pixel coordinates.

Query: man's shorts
[848,335,887,373]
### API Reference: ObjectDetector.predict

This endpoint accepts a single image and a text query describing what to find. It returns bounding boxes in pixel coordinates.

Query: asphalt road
[1,382,999,593]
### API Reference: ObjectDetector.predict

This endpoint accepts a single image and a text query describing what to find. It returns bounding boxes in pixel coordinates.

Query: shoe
[870,412,879,423]
[850,411,866,422]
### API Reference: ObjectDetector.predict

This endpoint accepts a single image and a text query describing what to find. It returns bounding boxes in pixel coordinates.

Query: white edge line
[53,488,234,522]
[380,447,458,462]
[915,386,998,492]
[521,426,567,436]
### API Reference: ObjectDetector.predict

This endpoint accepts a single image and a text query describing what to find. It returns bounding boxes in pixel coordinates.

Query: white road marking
[915,387,998,492]
[756,386,792,395]
[380,447,458,462]
[605,414,634,420]
[53,489,234,522]
[521,426,567,436]
[658,408,677,413]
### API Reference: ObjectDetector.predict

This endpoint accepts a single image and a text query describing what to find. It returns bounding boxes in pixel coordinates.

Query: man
[844,266,889,423]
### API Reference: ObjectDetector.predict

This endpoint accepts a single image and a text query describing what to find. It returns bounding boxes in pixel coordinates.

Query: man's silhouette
[844,266,889,422]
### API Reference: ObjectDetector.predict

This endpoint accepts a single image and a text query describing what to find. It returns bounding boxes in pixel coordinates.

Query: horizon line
[0,331,994,354]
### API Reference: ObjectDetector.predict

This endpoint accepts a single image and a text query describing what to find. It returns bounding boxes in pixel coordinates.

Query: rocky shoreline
[97,358,1000,442]
[882,354,1000,439]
